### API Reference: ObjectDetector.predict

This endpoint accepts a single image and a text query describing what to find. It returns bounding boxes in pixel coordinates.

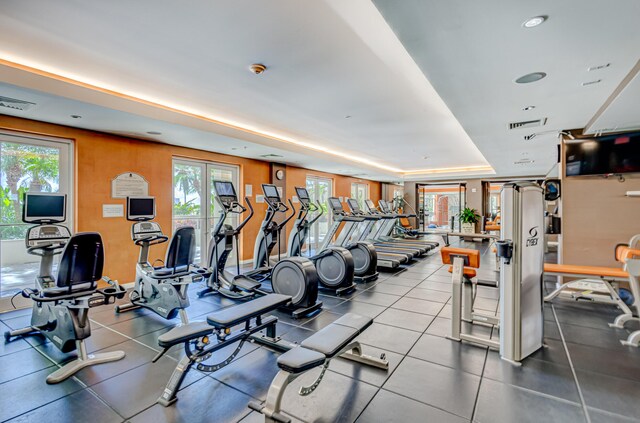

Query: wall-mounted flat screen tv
[565,132,640,176]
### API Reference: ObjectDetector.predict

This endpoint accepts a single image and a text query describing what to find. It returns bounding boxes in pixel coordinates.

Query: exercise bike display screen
[263,184,280,201]
[128,197,155,220]
[214,181,237,199]
[23,193,66,223]
[329,198,343,211]
[295,187,310,203]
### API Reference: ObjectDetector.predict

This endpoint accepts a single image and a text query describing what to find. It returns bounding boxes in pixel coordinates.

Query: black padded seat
[152,265,189,278]
[206,294,291,328]
[331,313,373,332]
[300,324,359,357]
[42,282,95,298]
[276,347,326,374]
[158,321,214,348]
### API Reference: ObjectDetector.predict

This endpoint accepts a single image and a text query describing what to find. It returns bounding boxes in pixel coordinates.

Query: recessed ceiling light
[249,63,267,75]
[515,72,547,84]
[345,115,352,119]
[522,106,536,111]
[522,16,547,28]
[581,79,602,86]
[422,156,429,160]
[70,115,82,119]
[146,131,162,135]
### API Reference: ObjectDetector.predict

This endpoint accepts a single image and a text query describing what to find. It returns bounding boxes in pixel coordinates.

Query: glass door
[172,158,239,267]
[418,183,466,231]
[0,132,72,310]
[305,176,332,252]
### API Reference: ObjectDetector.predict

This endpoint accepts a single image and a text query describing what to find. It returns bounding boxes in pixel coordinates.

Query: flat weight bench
[154,294,292,406]
[441,247,500,349]
[249,313,389,423]
[544,243,640,346]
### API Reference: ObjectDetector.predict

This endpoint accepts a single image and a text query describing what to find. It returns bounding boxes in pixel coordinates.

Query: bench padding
[206,294,291,328]
[300,313,373,357]
[158,321,213,348]
[544,263,628,280]
[301,325,359,357]
[332,313,372,332]
[277,347,326,374]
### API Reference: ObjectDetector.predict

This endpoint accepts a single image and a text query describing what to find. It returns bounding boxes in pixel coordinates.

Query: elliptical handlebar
[307,201,324,225]
[235,197,254,233]
[279,199,296,230]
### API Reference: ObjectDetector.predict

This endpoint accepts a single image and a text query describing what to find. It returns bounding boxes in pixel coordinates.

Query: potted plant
[460,207,479,234]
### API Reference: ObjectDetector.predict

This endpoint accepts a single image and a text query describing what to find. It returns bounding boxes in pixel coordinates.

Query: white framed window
[172,158,239,266]
[0,131,73,309]
[351,182,369,209]
[305,175,333,251]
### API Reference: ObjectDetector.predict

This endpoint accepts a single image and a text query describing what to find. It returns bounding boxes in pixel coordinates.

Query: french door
[417,183,466,231]
[0,132,72,311]
[305,176,333,252]
[172,158,239,266]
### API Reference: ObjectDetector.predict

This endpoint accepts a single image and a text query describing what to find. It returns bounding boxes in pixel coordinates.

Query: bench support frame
[250,341,387,423]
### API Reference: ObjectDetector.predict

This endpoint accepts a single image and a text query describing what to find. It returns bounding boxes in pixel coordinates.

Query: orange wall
[0,115,381,283]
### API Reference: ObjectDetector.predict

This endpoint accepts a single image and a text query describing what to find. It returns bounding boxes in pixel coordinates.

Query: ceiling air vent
[513,159,535,165]
[508,118,547,130]
[259,154,284,159]
[0,96,36,112]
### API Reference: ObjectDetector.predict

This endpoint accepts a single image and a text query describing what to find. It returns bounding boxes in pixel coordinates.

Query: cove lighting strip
[0,56,494,177]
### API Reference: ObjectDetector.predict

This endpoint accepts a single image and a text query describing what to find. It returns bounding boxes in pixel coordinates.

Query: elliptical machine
[115,197,208,324]
[198,181,322,318]
[4,193,126,384]
[287,186,356,295]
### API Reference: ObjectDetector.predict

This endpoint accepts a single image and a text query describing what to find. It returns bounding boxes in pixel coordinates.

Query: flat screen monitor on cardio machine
[328,197,343,212]
[127,197,156,221]
[214,181,238,201]
[295,187,310,205]
[262,184,281,203]
[364,199,376,212]
[347,198,361,212]
[23,193,67,224]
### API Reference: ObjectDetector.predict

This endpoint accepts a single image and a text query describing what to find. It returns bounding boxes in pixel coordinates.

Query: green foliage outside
[0,142,59,240]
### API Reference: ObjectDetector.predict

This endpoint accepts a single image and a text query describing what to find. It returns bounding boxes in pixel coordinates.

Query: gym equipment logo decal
[526,226,539,247]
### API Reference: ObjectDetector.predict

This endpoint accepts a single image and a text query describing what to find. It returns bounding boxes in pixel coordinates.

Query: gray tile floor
[1,239,640,422]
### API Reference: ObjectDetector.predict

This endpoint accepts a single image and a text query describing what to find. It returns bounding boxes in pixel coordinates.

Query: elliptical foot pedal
[290,301,323,319]
[233,276,262,291]
[335,284,357,296]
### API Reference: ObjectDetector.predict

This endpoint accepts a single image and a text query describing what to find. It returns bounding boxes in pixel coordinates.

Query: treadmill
[346,198,425,258]
[377,200,439,249]
[326,197,404,269]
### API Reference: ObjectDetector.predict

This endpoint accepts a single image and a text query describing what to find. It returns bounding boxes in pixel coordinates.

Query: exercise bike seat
[151,265,190,278]
[206,294,291,328]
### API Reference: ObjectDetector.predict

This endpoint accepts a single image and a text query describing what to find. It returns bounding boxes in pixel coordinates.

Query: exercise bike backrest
[164,227,196,274]
[53,232,104,294]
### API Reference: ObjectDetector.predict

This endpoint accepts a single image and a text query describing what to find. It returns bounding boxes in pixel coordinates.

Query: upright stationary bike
[115,197,208,324]
[4,193,126,383]
[288,186,356,295]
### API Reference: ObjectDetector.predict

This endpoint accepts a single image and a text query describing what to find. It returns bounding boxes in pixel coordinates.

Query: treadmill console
[25,224,72,248]
[132,221,164,240]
